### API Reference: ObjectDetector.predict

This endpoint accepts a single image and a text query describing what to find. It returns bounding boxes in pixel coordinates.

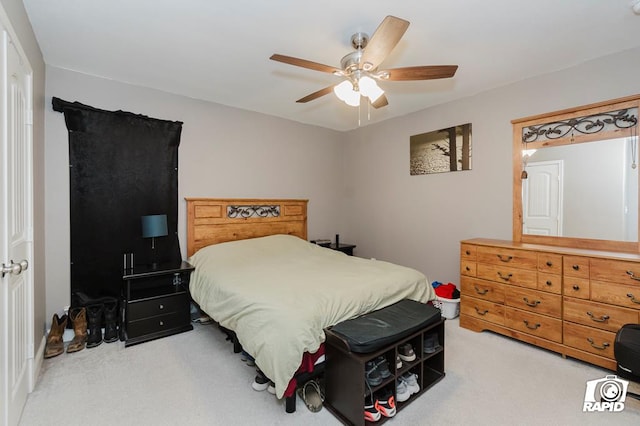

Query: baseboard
[29,335,46,392]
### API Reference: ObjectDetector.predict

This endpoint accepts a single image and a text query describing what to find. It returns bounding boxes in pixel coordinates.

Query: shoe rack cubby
[324,317,445,426]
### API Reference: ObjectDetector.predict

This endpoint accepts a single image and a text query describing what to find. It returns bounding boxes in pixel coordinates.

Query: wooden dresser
[460,238,640,370]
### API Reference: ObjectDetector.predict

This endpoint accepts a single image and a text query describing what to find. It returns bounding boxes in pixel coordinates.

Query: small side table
[121,260,194,347]
[330,243,356,256]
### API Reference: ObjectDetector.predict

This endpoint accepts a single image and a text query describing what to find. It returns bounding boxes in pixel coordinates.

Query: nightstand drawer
[127,293,189,321]
[127,311,190,338]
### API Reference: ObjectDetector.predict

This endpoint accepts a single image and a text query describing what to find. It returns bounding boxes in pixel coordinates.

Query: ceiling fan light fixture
[333,80,360,106]
[359,75,384,102]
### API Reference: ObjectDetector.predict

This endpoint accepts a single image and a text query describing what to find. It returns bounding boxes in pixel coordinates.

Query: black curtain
[52,98,183,303]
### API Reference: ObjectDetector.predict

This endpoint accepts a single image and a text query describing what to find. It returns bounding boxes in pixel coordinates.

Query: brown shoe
[44,313,68,359]
[66,307,88,353]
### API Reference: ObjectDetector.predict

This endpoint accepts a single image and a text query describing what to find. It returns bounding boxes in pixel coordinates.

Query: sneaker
[374,390,396,417]
[396,355,402,369]
[240,350,256,366]
[423,334,442,354]
[375,356,391,379]
[398,343,416,362]
[267,381,276,394]
[400,372,420,395]
[364,400,381,422]
[365,360,382,386]
[252,370,271,391]
[396,379,411,402]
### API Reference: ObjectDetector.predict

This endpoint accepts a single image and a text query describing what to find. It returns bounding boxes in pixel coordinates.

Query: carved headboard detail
[185,198,308,257]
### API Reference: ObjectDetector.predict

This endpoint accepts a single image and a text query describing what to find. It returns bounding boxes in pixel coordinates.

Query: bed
[185,198,435,406]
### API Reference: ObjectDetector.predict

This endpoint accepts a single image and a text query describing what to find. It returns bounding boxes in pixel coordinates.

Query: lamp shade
[141,214,168,238]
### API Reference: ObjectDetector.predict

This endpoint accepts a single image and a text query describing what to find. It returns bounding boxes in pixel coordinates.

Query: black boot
[86,303,104,348]
[103,298,119,343]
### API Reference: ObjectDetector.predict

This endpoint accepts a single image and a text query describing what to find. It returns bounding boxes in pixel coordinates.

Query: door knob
[2,260,22,277]
[18,259,28,271]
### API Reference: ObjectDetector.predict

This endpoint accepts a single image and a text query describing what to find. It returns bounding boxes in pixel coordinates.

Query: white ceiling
[22,0,640,131]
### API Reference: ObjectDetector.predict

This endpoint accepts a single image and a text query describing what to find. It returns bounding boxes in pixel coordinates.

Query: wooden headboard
[185,198,308,257]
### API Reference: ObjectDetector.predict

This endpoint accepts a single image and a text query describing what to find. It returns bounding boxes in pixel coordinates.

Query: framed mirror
[512,95,640,252]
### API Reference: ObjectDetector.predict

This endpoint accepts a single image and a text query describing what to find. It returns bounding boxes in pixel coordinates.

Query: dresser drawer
[563,256,590,279]
[563,297,639,332]
[537,253,562,275]
[460,244,477,261]
[563,322,616,359]
[591,280,640,310]
[505,287,561,317]
[460,276,505,303]
[127,293,189,321]
[460,295,505,325]
[563,277,590,300]
[591,258,640,285]
[504,307,562,343]
[476,246,537,269]
[477,263,537,288]
[460,260,477,277]
[537,272,561,294]
[127,311,190,339]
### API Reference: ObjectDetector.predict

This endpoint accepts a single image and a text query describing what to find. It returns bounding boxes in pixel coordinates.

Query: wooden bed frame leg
[285,394,296,413]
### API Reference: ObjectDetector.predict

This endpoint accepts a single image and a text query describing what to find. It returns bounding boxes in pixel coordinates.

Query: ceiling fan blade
[270,54,342,74]
[360,16,410,70]
[296,85,336,103]
[384,65,458,81]
[371,94,389,109]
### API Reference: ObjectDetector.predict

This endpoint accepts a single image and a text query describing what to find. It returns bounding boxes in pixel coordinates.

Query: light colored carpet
[20,318,640,425]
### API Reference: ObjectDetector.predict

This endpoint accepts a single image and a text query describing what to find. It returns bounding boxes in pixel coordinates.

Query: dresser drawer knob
[627,293,640,304]
[474,286,489,295]
[626,270,640,281]
[474,307,489,316]
[159,304,164,310]
[546,261,553,267]
[586,311,610,323]
[497,272,513,281]
[159,321,164,326]
[572,265,580,271]
[572,284,580,291]
[587,338,610,351]
[465,250,471,255]
[497,255,513,262]
[523,297,540,307]
[523,320,541,330]
[465,266,471,271]
[546,280,553,287]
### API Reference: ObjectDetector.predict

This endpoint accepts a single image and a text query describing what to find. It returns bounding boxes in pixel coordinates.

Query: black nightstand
[330,243,356,256]
[121,261,194,347]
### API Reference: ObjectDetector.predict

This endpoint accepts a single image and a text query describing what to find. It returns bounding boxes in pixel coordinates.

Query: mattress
[187,234,434,398]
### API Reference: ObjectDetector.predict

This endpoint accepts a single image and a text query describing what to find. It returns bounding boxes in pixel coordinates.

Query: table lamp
[141,214,168,266]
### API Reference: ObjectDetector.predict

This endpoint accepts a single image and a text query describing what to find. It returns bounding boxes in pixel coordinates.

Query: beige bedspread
[187,234,434,398]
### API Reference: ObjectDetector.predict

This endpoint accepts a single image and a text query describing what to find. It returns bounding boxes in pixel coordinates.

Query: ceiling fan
[270,15,458,108]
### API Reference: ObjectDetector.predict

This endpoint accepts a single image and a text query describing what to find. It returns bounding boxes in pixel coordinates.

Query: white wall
[44,67,347,319]
[343,47,640,285]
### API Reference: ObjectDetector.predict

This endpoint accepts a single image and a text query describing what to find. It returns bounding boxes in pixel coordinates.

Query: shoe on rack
[364,400,381,422]
[44,313,68,359]
[396,379,411,403]
[398,343,416,362]
[365,360,382,386]
[396,355,402,370]
[374,389,396,417]
[423,333,442,354]
[400,372,420,395]
[375,356,391,379]
[252,370,271,391]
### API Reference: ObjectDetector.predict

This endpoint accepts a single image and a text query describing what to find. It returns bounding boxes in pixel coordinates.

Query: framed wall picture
[410,123,472,175]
